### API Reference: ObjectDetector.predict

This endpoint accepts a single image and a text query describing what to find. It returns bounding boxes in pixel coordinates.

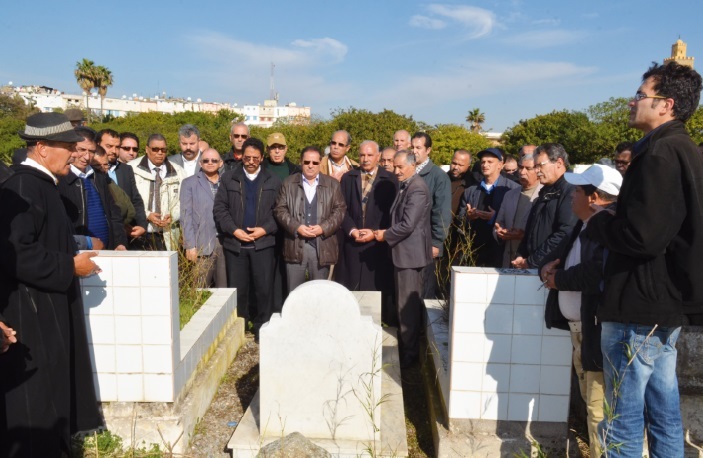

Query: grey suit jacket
[169,154,201,177]
[384,174,433,269]
[180,171,218,256]
[493,183,542,267]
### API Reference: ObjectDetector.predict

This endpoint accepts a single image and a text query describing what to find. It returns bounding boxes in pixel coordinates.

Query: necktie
[154,167,162,214]
[361,173,373,224]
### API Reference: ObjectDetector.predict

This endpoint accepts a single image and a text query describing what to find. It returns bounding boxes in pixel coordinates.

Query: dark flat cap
[18,112,83,143]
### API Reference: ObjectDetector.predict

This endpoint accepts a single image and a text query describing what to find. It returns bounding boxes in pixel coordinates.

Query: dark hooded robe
[0,166,102,457]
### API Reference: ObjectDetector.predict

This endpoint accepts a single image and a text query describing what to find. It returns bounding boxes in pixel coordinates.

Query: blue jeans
[598,322,683,458]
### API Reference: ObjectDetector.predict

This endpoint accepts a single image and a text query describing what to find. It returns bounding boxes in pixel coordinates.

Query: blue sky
[2,0,702,132]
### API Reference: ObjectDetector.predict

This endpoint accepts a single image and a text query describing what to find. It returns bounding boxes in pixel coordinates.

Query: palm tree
[466,108,486,133]
[74,59,96,116]
[94,66,114,119]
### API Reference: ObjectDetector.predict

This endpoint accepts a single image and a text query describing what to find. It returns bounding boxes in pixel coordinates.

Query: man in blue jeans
[587,62,703,456]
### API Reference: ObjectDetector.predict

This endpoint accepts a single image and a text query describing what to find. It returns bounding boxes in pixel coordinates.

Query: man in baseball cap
[0,112,103,455]
[263,132,300,181]
[540,163,621,458]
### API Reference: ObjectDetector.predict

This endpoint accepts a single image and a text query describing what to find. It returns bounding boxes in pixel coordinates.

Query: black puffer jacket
[517,175,578,268]
[587,120,703,326]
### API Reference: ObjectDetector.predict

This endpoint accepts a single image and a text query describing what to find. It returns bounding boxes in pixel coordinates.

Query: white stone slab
[259,280,383,443]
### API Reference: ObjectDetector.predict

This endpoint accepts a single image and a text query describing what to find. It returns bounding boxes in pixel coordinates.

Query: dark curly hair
[643,62,702,122]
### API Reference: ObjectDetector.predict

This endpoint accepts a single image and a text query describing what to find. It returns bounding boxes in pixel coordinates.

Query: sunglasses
[243,156,261,163]
[329,141,346,147]
[231,134,248,139]
[121,146,139,152]
[303,160,320,165]
[201,159,220,164]
[149,147,167,153]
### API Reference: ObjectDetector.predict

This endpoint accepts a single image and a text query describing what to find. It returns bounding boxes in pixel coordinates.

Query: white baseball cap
[564,164,622,196]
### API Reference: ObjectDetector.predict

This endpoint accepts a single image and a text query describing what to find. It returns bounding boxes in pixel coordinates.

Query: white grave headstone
[259,280,383,443]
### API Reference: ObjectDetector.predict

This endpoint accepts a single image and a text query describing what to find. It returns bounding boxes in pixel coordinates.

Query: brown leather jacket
[274,173,347,266]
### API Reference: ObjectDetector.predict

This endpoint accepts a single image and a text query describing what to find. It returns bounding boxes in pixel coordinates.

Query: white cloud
[502,29,588,48]
[531,18,561,26]
[409,15,446,30]
[291,38,348,64]
[426,4,496,38]
[184,31,357,108]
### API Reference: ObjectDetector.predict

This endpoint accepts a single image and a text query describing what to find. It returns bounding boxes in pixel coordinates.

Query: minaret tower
[664,38,694,68]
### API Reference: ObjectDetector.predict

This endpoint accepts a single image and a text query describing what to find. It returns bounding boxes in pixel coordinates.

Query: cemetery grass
[186,332,435,457]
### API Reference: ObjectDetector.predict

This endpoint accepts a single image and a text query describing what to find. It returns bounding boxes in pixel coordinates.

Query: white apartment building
[7,85,311,127]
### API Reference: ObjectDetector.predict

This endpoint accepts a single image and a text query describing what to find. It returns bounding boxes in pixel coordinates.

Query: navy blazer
[180,171,219,256]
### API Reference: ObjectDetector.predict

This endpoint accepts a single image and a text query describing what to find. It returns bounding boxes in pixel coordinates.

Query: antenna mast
[270,62,279,102]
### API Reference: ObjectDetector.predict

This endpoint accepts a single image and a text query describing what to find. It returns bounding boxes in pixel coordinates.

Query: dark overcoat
[337,167,398,291]
[58,169,128,249]
[0,166,102,457]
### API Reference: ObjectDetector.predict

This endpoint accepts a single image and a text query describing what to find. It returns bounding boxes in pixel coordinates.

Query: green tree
[427,124,491,165]
[94,65,114,120]
[74,58,97,116]
[0,117,26,164]
[686,105,703,144]
[501,110,597,164]
[586,97,640,157]
[466,108,485,133]
[0,92,38,119]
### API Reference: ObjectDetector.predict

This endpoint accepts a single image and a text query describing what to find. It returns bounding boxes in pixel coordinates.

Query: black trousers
[395,266,425,361]
[224,246,274,326]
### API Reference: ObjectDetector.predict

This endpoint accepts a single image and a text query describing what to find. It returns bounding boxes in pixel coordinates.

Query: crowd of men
[1,61,702,457]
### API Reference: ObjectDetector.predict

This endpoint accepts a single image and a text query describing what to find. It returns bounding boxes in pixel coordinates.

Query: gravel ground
[187,334,260,457]
[185,332,435,458]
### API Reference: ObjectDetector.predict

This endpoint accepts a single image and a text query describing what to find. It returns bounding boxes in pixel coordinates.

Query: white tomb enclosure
[79,251,244,453]
[259,280,383,444]
[429,266,572,423]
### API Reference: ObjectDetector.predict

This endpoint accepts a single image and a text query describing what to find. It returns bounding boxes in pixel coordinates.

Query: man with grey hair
[512,143,577,268]
[493,153,543,267]
[375,150,432,367]
[223,122,250,172]
[169,124,202,177]
[321,130,358,181]
[338,140,398,324]
[393,130,412,151]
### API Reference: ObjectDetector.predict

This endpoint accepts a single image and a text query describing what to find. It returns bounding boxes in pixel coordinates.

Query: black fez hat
[18,112,84,143]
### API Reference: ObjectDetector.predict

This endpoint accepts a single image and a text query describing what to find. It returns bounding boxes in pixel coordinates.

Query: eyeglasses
[614,160,631,166]
[201,159,221,164]
[121,146,139,152]
[149,147,167,153]
[242,156,261,163]
[534,160,552,170]
[303,160,320,165]
[231,134,248,139]
[329,141,347,147]
[633,92,668,102]
[76,147,95,156]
